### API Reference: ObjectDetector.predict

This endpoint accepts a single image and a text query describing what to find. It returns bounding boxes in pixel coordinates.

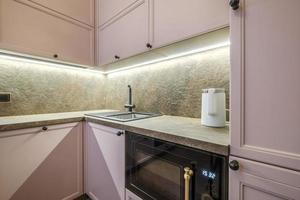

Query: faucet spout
[124,85,135,112]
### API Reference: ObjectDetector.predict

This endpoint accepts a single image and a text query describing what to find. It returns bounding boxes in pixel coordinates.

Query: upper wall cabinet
[230,0,300,171]
[98,0,137,26]
[153,0,229,48]
[0,0,94,66]
[97,0,229,66]
[98,0,150,66]
[29,0,95,26]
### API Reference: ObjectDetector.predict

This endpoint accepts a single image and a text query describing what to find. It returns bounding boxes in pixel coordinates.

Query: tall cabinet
[230,0,300,199]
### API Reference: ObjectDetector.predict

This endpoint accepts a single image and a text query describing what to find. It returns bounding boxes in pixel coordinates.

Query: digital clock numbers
[202,170,216,179]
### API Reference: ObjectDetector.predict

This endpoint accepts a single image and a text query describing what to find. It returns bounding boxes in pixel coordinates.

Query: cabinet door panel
[28,0,95,25]
[85,122,125,200]
[126,189,143,200]
[153,0,229,48]
[98,0,137,26]
[0,0,94,66]
[0,123,83,200]
[229,157,300,200]
[98,0,149,65]
[230,0,300,170]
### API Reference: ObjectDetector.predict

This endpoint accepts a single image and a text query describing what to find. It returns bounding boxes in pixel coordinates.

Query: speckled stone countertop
[0,110,229,155]
[86,115,229,156]
[0,110,115,131]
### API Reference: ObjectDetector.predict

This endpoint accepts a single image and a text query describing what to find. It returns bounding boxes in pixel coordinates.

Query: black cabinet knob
[229,160,240,171]
[146,43,152,49]
[42,126,48,131]
[229,0,240,10]
[117,131,124,136]
[53,54,58,58]
[114,55,120,60]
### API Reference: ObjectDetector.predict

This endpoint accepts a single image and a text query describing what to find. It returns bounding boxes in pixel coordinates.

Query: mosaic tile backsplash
[0,47,229,118]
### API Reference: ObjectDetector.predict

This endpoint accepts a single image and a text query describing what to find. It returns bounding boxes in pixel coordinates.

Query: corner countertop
[0,110,230,156]
[0,110,115,131]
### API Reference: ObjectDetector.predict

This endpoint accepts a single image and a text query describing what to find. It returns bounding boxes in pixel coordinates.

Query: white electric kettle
[201,88,226,127]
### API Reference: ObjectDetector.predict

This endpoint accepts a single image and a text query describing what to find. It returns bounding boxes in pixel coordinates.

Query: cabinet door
[0,0,94,66]
[25,0,95,26]
[84,122,125,200]
[0,122,83,200]
[229,156,300,200]
[98,0,149,65]
[230,0,300,171]
[98,0,137,26]
[153,0,229,48]
[126,189,143,200]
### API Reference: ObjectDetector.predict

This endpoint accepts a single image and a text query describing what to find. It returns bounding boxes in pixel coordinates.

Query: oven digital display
[202,170,216,179]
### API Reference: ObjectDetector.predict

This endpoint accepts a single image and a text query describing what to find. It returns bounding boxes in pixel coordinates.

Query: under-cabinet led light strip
[0,40,229,75]
[104,41,230,75]
[0,50,100,73]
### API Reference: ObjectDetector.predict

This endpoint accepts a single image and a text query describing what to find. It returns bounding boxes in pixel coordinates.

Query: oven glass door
[126,132,228,200]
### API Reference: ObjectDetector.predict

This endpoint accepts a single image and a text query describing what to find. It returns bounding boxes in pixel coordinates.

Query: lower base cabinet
[84,122,125,200]
[0,122,83,200]
[126,189,143,200]
[229,156,300,200]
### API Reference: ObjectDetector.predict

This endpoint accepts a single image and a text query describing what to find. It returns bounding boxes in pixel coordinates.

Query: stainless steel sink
[85,112,161,122]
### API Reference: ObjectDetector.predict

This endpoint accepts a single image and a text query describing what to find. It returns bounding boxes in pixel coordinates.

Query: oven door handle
[184,167,194,200]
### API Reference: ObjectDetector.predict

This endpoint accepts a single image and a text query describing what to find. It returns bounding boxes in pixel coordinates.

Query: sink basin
[85,112,161,122]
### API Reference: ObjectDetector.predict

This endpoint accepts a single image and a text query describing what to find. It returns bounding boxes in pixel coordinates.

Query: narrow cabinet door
[229,156,300,200]
[85,122,125,200]
[98,0,137,26]
[98,0,149,65]
[230,0,300,171]
[153,0,229,48]
[0,122,83,200]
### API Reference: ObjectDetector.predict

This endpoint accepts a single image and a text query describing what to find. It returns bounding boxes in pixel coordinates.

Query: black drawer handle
[229,0,239,10]
[53,54,58,58]
[117,131,124,136]
[42,126,48,131]
[114,55,120,60]
[146,43,152,49]
[229,160,240,171]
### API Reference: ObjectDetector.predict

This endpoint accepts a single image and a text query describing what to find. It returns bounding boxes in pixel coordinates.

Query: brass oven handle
[184,167,194,200]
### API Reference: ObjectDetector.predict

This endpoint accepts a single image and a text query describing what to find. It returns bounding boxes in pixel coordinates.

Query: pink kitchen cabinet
[97,0,150,66]
[229,156,300,200]
[0,0,94,66]
[153,0,229,48]
[230,0,300,199]
[84,122,125,200]
[126,189,143,200]
[0,122,83,200]
[230,0,300,171]
[98,0,137,26]
[26,0,95,26]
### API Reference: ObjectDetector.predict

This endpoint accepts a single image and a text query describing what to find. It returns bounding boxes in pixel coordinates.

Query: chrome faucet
[124,85,135,112]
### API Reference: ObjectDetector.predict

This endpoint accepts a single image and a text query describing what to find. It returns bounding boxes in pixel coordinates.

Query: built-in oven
[126,132,228,200]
